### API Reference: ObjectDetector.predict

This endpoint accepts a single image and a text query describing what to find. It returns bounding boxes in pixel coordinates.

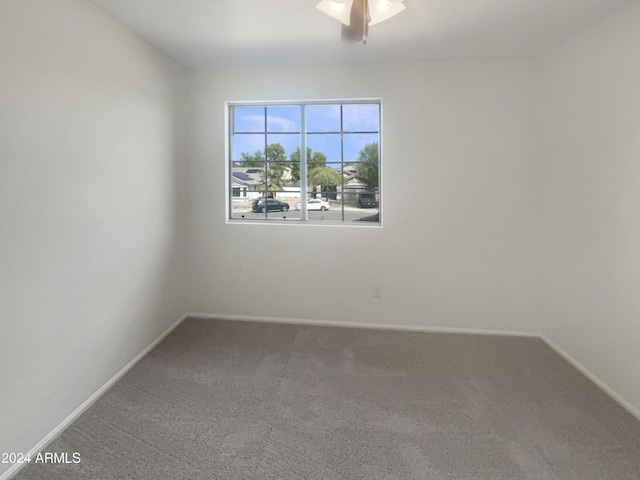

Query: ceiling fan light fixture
[316,0,354,26]
[368,0,405,26]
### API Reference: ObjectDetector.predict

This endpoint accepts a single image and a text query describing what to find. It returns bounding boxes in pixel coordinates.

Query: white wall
[186,58,542,334]
[2,1,638,473]
[0,0,188,474]
[540,0,640,415]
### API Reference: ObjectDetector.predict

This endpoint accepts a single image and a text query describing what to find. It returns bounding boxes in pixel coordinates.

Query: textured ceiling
[88,0,629,68]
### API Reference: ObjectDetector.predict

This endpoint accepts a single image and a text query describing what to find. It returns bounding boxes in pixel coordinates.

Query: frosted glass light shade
[316,0,355,26]
[368,0,405,26]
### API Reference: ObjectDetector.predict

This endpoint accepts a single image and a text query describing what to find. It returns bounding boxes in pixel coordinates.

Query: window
[231,186,248,198]
[227,100,381,225]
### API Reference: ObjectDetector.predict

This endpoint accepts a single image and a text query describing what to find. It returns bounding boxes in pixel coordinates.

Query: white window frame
[225,99,382,227]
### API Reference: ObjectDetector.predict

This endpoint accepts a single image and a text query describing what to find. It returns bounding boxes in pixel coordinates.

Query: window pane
[231,169,261,186]
[267,106,300,133]
[257,191,300,220]
[266,134,300,161]
[308,162,342,188]
[230,185,261,219]
[307,133,341,163]
[343,133,379,163]
[298,193,340,222]
[231,134,265,163]
[342,104,380,132]
[268,187,300,220]
[268,161,298,187]
[306,105,341,132]
[233,106,265,133]
[353,208,380,222]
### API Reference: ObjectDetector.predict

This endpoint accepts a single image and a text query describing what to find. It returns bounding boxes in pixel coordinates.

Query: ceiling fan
[316,0,406,45]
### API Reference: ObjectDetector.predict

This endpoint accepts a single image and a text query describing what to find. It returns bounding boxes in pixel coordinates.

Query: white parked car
[295,199,331,211]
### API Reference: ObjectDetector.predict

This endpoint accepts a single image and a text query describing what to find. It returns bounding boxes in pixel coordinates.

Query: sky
[231,103,379,167]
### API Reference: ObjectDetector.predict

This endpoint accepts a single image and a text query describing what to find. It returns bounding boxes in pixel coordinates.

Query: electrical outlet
[373,285,382,298]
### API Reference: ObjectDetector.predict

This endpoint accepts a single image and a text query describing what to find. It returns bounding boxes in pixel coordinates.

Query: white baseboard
[540,334,640,422]
[0,314,187,480]
[186,312,539,338]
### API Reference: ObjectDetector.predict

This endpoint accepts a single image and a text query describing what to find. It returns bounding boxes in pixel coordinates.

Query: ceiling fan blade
[342,0,370,43]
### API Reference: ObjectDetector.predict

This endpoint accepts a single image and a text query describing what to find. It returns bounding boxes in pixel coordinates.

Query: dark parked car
[358,192,379,208]
[252,198,290,213]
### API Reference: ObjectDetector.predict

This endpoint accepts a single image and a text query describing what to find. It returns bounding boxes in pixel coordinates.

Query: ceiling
[88,0,629,68]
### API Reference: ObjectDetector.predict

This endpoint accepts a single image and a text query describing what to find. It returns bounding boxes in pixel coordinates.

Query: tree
[266,143,287,164]
[289,147,327,183]
[239,143,287,167]
[240,143,287,196]
[239,150,264,168]
[355,142,379,189]
[256,176,284,195]
[308,150,327,171]
[288,147,305,183]
[308,167,341,200]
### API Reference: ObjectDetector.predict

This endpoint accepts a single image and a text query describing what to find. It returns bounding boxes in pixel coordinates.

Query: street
[231,206,378,222]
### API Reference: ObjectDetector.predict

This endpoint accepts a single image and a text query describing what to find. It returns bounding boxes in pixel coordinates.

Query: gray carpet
[13,318,640,479]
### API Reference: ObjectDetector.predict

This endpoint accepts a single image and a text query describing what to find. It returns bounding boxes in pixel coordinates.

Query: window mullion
[300,106,307,221]
[263,107,268,218]
[340,105,345,222]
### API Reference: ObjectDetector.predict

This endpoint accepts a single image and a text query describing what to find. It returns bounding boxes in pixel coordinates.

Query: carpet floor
[13,318,640,479]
